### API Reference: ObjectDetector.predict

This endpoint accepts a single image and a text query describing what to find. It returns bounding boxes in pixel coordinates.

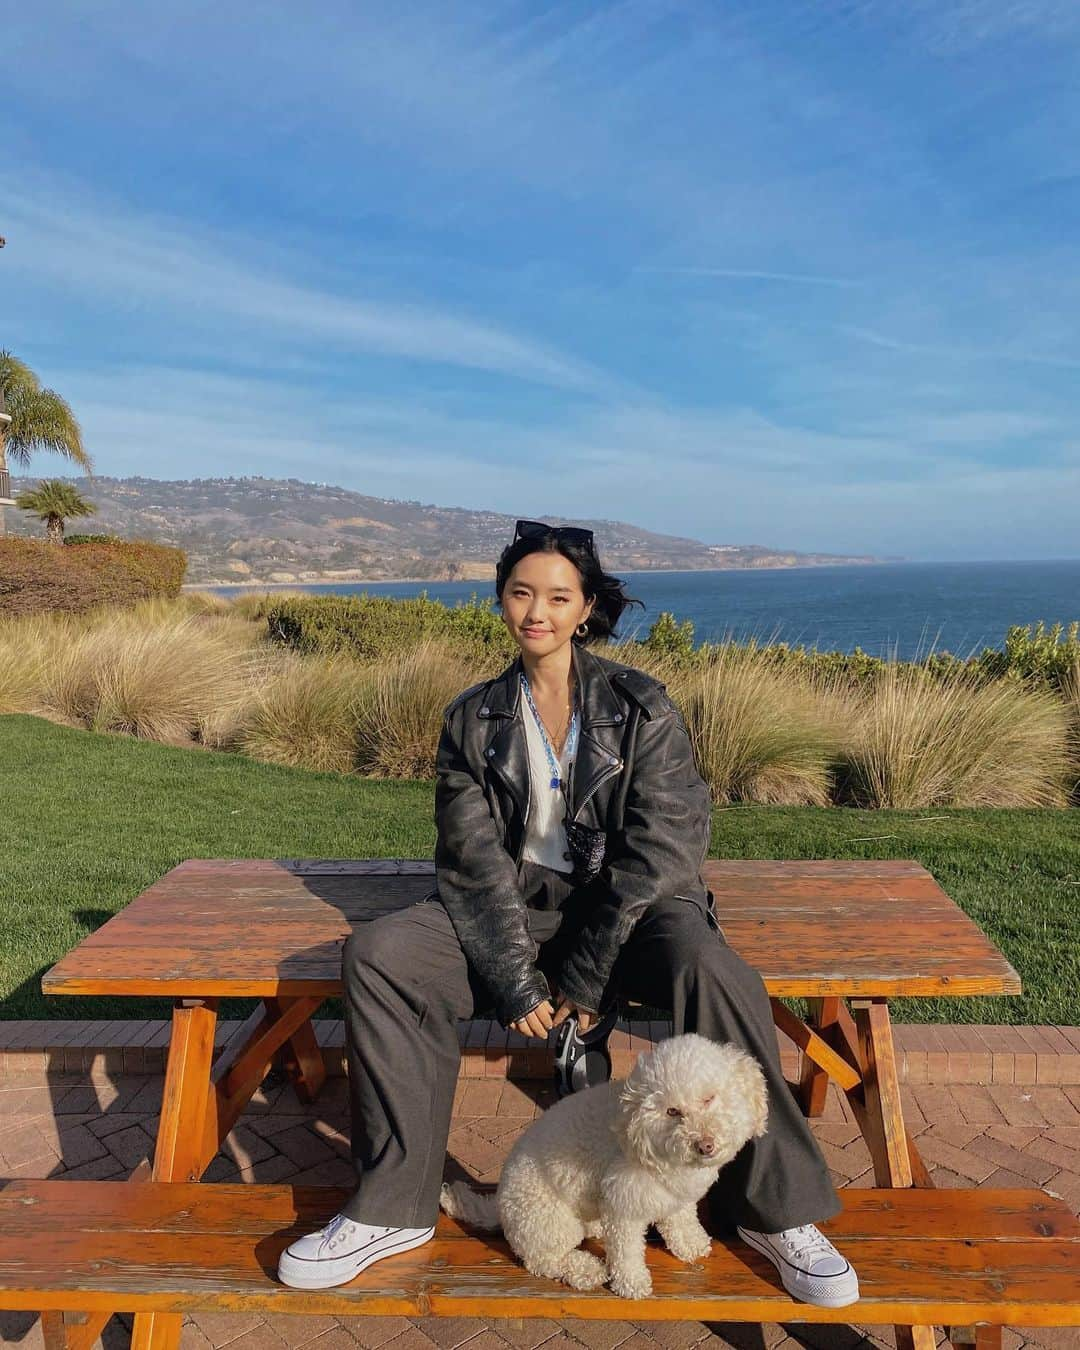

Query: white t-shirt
[520,693,576,874]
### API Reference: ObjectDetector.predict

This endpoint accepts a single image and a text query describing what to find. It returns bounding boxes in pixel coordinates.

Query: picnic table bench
[3,857,1075,1350]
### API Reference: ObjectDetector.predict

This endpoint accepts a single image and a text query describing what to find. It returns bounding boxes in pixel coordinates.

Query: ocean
[210,559,1080,662]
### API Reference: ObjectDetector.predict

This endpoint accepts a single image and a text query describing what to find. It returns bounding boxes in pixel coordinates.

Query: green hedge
[265,592,517,660]
[644,613,1080,691]
[0,537,187,615]
[265,594,1079,693]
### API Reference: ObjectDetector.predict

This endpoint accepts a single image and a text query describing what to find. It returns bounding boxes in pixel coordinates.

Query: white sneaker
[277,1212,436,1290]
[737,1222,860,1308]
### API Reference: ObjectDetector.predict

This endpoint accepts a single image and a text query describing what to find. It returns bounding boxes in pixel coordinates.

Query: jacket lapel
[567,644,625,820]
[476,646,625,824]
[476,655,529,819]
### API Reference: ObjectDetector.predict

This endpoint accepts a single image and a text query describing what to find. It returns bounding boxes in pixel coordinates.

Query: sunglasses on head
[514,519,595,552]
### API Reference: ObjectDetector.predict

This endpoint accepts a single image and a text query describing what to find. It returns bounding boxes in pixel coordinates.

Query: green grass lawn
[2,713,1077,1026]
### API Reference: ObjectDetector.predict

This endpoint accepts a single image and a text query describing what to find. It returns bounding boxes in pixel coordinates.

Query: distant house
[0,388,15,507]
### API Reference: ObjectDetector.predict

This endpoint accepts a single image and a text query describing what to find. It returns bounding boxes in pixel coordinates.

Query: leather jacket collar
[475,642,627,824]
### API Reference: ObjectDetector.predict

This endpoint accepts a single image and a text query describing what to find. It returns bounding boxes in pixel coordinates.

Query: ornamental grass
[3,596,1076,809]
[664,646,844,806]
[354,636,505,778]
[838,663,1072,808]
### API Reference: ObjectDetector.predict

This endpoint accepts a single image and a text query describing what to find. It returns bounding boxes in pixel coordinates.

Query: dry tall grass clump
[234,653,373,774]
[840,664,1071,807]
[34,611,254,741]
[122,594,267,647]
[670,645,843,805]
[356,637,503,778]
[1060,659,1080,803]
[0,614,78,714]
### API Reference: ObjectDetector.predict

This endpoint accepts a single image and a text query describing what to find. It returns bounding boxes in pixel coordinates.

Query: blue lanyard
[520,673,578,790]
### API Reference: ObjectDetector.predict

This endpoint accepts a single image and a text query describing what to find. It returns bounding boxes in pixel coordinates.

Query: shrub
[354,637,499,778]
[0,613,75,713]
[838,664,1072,808]
[641,611,697,664]
[633,618,1080,695]
[32,611,252,741]
[672,646,842,806]
[0,537,186,614]
[1061,659,1080,804]
[997,620,1080,691]
[228,589,310,622]
[264,592,515,662]
[234,653,373,773]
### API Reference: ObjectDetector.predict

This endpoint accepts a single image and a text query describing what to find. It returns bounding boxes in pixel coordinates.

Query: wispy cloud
[29,362,1074,561]
[4,178,613,394]
[6,3,1080,560]
[636,266,863,289]
[835,322,1080,372]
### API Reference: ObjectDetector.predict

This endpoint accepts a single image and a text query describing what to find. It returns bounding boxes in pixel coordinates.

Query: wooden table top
[41,858,1021,1001]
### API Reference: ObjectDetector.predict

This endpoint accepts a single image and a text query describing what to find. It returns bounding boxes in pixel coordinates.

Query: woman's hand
[549,989,594,1034]
[510,999,555,1040]
[510,990,597,1039]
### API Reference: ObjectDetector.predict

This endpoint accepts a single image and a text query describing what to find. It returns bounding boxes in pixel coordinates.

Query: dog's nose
[696,1138,716,1156]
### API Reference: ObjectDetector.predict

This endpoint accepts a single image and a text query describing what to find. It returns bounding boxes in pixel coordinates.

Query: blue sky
[4,1,1079,561]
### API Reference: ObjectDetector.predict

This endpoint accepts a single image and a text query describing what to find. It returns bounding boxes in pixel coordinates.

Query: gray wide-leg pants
[340,860,841,1233]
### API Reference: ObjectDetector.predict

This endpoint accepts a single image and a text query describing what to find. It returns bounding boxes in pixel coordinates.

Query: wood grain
[0,1184,1076,1327]
[41,859,1021,999]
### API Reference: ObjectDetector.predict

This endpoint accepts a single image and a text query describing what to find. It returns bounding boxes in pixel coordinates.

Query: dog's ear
[612,1053,669,1168]
[613,1077,665,1169]
[746,1059,769,1139]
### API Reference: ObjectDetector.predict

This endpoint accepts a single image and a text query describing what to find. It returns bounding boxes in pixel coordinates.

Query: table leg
[798,997,840,1116]
[950,1326,1003,1349]
[830,999,932,1187]
[266,995,326,1103]
[851,999,912,1187]
[132,998,219,1350]
[44,1001,221,1350]
[153,998,220,1182]
[851,998,936,1350]
[52,996,322,1350]
[40,1312,74,1350]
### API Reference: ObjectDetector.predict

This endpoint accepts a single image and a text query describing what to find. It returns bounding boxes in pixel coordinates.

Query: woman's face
[501,549,595,657]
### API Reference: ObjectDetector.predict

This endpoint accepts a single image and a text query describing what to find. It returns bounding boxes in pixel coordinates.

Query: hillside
[4,476,889,585]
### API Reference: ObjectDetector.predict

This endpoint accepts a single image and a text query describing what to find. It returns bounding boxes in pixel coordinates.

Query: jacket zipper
[515,758,532,865]
[506,724,622,863]
[570,757,622,823]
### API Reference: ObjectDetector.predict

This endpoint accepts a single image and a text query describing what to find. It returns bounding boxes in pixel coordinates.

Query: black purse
[563,817,607,881]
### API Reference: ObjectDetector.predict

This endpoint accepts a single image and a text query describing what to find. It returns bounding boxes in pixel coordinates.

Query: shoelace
[777,1223,837,1266]
[322,1216,392,1252]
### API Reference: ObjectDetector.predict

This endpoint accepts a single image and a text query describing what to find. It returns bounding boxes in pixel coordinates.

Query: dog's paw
[609,1268,653,1300]
[563,1250,607,1290]
[668,1233,712,1264]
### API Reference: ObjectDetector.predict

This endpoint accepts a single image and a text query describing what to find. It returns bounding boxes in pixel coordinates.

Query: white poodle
[440,1032,768,1299]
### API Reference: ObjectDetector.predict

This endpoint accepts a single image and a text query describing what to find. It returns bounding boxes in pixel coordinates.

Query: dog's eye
[702,1095,715,1106]
[667,1107,683,1118]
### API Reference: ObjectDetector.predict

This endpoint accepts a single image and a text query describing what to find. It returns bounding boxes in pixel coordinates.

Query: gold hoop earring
[576,621,589,637]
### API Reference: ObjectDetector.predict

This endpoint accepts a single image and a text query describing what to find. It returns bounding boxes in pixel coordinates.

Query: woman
[279,520,859,1308]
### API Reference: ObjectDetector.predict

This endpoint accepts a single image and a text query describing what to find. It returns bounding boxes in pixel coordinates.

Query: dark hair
[494,530,645,645]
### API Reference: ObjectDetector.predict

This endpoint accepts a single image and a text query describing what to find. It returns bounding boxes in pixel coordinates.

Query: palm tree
[15,479,96,543]
[0,351,91,536]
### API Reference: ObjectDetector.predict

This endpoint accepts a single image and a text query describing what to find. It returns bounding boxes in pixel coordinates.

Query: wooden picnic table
[41,857,1022,1350]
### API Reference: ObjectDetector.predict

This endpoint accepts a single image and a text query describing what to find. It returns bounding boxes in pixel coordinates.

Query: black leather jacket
[432,641,715,1026]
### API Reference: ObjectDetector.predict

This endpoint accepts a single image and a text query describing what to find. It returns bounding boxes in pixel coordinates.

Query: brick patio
[2,1068,1079,1350]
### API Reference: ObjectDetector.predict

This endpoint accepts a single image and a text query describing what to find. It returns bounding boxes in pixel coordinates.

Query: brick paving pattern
[2,1072,1079,1350]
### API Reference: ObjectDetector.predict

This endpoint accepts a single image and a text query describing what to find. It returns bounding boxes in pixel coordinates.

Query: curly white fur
[440,1032,769,1299]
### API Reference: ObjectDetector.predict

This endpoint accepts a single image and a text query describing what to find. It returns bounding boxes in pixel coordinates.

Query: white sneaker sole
[278,1225,435,1290]
[737,1225,860,1308]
